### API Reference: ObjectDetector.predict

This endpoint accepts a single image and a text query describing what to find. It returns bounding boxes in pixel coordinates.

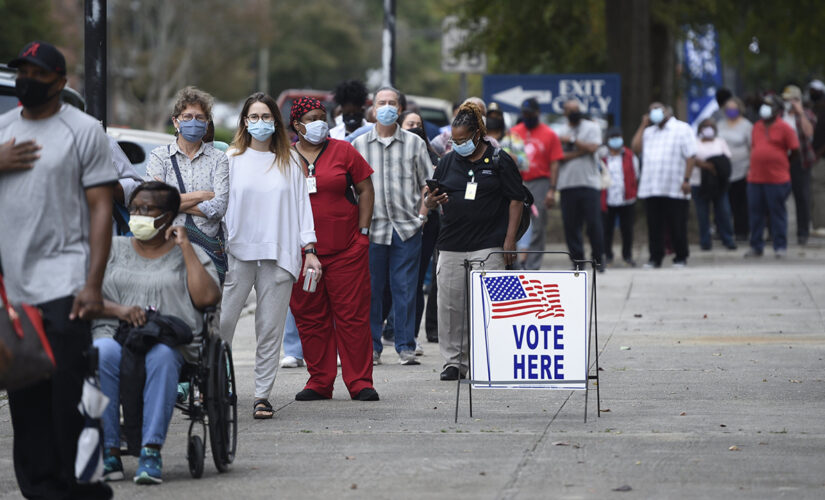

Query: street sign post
[441,16,487,74]
[483,73,622,126]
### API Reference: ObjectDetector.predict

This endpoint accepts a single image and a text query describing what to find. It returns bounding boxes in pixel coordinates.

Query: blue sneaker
[134,447,162,485]
[102,450,124,482]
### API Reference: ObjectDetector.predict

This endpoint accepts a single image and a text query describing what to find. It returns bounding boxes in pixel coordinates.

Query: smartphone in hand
[426,179,440,193]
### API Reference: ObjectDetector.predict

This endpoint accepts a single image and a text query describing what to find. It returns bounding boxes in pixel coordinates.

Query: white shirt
[691,137,731,186]
[604,150,640,206]
[638,118,696,200]
[330,119,367,140]
[223,148,316,280]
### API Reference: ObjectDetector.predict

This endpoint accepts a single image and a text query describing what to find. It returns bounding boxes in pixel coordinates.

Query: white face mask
[301,120,329,145]
[759,104,773,120]
[128,213,167,241]
[700,126,716,139]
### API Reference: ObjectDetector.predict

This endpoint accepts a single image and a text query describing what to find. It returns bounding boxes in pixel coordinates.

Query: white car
[106,127,175,179]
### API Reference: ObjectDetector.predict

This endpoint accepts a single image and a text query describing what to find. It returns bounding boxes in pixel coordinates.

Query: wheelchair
[174,308,238,478]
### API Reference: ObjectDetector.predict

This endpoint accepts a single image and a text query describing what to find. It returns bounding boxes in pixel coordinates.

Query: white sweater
[224,148,316,280]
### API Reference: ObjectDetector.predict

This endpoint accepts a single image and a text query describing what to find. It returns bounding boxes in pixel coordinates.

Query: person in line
[717,97,753,241]
[279,309,305,368]
[808,80,825,236]
[510,97,564,270]
[93,182,221,484]
[219,93,320,418]
[691,118,737,251]
[600,126,639,267]
[745,96,800,258]
[424,101,524,380]
[780,85,817,245]
[290,96,379,401]
[431,97,490,155]
[553,99,606,271]
[0,41,115,499]
[145,86,229,281]
[632,103,696,268]
[330,79,369,140]
[352,87,431,366]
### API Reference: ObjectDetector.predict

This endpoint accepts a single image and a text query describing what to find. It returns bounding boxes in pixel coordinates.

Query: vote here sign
[470,271,589,389]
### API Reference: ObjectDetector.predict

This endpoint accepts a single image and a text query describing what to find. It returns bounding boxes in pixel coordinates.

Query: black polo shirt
[434,142,524,252]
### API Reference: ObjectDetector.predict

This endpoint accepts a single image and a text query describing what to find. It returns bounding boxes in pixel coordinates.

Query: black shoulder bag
[491,147,533,240]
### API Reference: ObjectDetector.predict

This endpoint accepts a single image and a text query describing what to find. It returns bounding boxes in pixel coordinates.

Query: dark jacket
[699,154,732,200]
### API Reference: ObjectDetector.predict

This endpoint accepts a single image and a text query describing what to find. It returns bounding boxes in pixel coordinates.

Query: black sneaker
[353,388,380,401]
[440,366,460,381]
[295,388,329,401]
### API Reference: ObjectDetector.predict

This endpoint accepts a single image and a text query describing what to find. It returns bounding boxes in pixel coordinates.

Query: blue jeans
[95,337,184,449]
[747,182,792,252]
[370,229,422,354]
[691,186,736,249]
[282,308,303,359]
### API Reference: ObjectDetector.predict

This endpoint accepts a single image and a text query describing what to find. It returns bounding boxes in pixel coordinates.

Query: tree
[0,0,59,62]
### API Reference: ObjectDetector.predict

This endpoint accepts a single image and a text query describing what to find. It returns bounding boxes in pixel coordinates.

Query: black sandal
[253,398,274,419]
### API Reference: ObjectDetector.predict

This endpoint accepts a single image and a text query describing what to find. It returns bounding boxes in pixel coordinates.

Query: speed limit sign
[441,16,487,74]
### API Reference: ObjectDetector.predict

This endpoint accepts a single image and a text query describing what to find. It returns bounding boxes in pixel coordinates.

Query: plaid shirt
[352,125,430,244]
[637,118,696,200]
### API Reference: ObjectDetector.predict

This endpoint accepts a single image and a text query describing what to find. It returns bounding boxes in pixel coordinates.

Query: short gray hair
[172,86,214,119]
[374,86,401,102]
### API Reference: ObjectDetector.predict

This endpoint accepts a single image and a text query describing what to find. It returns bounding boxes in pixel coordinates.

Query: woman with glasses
[145,86,230,281]
[219,92,321,419]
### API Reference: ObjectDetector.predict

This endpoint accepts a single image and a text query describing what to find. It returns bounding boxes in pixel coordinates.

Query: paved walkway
[1,238,824,499]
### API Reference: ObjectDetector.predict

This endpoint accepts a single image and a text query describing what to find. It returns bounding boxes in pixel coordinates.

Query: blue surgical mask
[178,118,208,143]
[376,105,399,126]
[247,120,275,142]
[452,135,477,157]
[607,137,624,150]
[649,108,665,124]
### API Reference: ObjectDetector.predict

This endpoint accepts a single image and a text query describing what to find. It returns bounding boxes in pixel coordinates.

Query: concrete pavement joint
[798,274,825,331]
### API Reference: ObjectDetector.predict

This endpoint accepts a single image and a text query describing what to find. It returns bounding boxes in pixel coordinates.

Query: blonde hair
[229,92,290,174]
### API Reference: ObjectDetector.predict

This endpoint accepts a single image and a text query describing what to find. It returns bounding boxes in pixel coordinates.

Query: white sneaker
[373,350,382,365]
[398,350,420,365]
[415,342,423,356]
[280,356,304,368]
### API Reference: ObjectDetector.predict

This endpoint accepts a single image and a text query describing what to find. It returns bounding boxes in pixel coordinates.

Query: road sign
[441,16,487,74]
[483,73,622,125]
[470,270,589,389]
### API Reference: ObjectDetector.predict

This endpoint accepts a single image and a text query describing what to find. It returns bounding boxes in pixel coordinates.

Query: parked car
[405,95,453,129]
[0,64,85,114]
[106,127,175,178]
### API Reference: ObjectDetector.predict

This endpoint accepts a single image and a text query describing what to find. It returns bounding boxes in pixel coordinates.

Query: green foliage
[0,0,59,62]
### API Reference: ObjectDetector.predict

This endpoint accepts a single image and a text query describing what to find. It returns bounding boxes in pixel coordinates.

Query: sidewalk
[1,239,824,499]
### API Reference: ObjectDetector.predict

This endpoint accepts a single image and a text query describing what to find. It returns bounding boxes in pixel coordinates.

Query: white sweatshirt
[224,148,316,280]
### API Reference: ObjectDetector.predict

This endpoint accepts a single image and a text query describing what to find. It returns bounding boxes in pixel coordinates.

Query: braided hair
[451,101,487,139]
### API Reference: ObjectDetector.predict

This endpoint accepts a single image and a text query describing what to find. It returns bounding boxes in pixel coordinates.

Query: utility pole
[84,0,107,125]
[382,0,396,87]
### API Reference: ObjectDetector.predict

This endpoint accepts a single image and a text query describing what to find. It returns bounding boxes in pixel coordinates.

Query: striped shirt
[637,118,696,200]
[352,125,430,244]
[145,141,229,237]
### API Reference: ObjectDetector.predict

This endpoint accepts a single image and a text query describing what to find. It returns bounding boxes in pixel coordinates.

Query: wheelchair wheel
[187,435,205,479]
[207,338,238,472]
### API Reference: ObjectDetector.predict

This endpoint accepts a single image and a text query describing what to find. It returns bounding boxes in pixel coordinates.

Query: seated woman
[91,181,221,485]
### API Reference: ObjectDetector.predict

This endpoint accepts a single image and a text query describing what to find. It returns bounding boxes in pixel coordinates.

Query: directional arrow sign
[484,73,621,126]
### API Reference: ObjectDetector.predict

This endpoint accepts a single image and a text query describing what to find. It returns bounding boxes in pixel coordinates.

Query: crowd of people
[0,39,821,497]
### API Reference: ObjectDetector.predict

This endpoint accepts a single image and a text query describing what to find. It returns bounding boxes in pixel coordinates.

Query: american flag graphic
[483,275,565,319]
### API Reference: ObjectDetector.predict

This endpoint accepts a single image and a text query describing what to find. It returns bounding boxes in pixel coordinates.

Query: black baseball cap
[521,97,540,112]
[8,41,66,75]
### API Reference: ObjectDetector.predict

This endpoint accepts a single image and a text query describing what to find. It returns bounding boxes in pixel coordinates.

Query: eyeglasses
[178,113,209,123]
[246,113,275,123]
[128,204,162,215]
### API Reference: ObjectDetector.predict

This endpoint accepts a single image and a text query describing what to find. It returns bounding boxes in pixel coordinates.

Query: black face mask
[523,115,539,129]
[811,90,824,102]
[487,116,504,131]
[15,77,59,109]
[567,111,582,126]
[343,112,364,131]
[406,127,427,143]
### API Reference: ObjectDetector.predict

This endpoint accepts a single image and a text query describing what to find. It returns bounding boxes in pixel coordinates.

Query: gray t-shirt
[91,237,219,362]
[716,118,753,182]
[556,119,603,190]
[0,105,116,304]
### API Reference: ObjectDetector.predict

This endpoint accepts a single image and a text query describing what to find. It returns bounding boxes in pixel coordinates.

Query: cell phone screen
[426,179,439,192]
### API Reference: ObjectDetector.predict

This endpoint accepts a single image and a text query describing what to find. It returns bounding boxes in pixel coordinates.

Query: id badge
[464,181,477,200]
[306,177,317,194]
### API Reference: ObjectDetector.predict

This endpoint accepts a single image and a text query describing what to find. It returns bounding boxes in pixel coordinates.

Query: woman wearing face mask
[92,181,222,484]
[145,86,229,282]
[218,92,321,419]
[601,127,640,266]
[288,96,380,402]
[691,118,737,251]
[717,97,753,242]
[422,102,525,381]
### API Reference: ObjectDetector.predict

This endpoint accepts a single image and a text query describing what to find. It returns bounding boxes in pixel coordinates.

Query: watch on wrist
[360,227,369,236]
[418,213,428,224]
[304,247,317,255]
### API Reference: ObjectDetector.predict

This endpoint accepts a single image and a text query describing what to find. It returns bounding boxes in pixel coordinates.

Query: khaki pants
[811,158,825,232]
[436,248,505,374]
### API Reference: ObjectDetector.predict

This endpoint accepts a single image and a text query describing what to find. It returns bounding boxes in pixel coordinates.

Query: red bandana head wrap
[290,96,326,124]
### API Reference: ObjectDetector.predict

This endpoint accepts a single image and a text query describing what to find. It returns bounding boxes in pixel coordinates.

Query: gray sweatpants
[220,254,293,399]
[524,177,550,269]
[437,248,504,375]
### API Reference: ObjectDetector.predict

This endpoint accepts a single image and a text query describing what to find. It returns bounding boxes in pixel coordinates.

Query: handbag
[0,274,56,391]
[491,148,533,240]
[168,146,227,283]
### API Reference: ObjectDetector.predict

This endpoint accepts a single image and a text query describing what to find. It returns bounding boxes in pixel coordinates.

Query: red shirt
[300,139,373,255]
[748,118,799,184]
[509,122,564,181]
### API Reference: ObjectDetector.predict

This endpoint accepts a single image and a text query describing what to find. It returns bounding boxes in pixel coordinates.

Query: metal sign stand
[454,250,601,423]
